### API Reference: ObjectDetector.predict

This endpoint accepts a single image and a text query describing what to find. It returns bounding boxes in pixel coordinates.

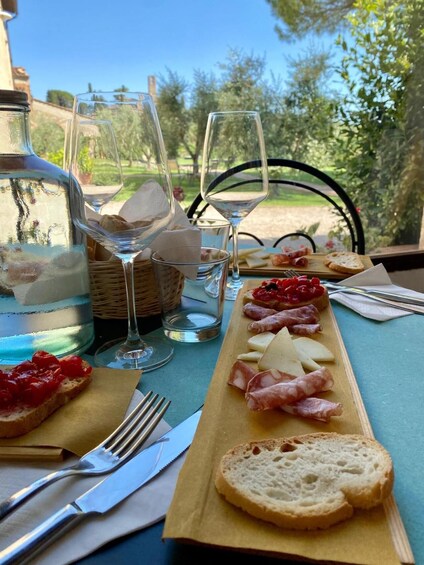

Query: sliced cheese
[247,332,275,353]
[293,337,335,362]
[245,255,268,268]
[295,350,322,372]
[249,250,270,259]
[237,351,262,362]
[258,327,305,377]
[234,247,263,260]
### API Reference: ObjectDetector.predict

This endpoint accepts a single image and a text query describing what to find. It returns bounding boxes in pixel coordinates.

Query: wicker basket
[88,258,184,319]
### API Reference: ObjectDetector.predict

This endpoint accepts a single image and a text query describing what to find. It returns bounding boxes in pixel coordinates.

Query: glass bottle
[0,89,94,363]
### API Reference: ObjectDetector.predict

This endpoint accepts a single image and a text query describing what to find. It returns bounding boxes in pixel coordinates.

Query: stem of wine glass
[121,255,146,349]
[226,220,243,300]
[231,221,241,286]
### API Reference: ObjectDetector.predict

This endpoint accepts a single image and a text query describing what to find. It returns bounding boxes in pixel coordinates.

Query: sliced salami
[271,254,290,266]
[248,304,320,334]
[246,368,295,393]
[245,367,334,411]
[289,323,322,335]
[242,303,278,321]
[281,397,343,422]
[291,255,308,267]
[228,360,256,391]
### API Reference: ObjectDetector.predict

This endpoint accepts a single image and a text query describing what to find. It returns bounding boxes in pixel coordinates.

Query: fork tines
[284,269,300,278]
[103,391,170,459]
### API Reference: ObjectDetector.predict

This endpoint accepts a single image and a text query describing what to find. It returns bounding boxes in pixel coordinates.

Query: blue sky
[7,0,338,101]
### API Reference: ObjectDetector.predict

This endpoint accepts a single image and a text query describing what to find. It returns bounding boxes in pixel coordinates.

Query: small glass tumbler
[189,218,230,250]
[151,246,230,343]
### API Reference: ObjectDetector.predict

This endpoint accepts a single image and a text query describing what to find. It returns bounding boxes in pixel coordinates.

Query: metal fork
[0,391,170,521]
[284,269,300,278]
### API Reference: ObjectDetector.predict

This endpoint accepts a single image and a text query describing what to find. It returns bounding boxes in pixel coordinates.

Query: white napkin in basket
[329,263,424,321]
[0,391,186,565]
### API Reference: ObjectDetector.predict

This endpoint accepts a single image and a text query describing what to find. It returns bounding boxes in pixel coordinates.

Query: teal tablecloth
[79,300,423,565]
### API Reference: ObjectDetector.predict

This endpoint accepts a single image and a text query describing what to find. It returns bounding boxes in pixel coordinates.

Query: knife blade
[0,408,201,565]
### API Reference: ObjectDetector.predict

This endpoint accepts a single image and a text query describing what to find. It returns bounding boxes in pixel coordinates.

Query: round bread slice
[243,287,329,311]
[324,252,365,275]
[215,433,394,530]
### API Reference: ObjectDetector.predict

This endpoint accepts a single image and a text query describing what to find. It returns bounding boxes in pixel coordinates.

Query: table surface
[78,295,423,565]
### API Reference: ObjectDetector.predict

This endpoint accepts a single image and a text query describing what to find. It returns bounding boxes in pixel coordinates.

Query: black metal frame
[187,158,365,254]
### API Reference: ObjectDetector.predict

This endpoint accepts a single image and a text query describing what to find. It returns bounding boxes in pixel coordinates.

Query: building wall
[0,2,15,90]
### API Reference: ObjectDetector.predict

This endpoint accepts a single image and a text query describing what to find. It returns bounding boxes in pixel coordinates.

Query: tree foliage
[265,0,354,40]
[31,114,64,156]
[267,0,424,249]
[336,0,424,246]
[156,70,189,158]
[46,90,74,108]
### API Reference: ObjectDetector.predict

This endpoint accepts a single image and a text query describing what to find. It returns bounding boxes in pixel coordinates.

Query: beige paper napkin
[329,263,424,321]
[0,391,187,565]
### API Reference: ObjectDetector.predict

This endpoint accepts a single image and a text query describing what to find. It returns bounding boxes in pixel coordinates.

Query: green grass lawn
[116,163,341,208]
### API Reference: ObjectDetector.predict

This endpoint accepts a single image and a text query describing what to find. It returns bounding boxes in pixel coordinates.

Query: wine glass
[200,111,268,300]
[68,92,175,371]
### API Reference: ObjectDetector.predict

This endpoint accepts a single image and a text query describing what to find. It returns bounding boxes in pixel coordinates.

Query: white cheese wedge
[237,351,262,362]
[245,255,268,268]
[247,332,275,352]
[292,337,335,362]
[295,350,322,372]
[234,247,263,260]
[249,250,270,259]
[258,327,305,377]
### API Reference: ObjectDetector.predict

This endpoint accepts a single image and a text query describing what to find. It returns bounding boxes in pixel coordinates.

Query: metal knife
[0,408,202,565]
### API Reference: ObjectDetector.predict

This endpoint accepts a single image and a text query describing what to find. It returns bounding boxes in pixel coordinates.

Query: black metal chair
[186,158,365,254]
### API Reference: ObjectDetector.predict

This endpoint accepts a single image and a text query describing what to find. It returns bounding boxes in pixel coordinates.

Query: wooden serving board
[164,281,414,565]
[237,252,374,280]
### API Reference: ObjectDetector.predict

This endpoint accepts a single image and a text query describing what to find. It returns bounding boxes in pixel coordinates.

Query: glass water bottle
[0,89,94,363]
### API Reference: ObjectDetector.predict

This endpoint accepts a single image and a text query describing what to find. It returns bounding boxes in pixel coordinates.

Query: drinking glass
[68,92,175,371]
[200,111,268,300]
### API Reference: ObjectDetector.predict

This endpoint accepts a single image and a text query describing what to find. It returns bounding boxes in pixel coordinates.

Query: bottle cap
[0,89,30,108]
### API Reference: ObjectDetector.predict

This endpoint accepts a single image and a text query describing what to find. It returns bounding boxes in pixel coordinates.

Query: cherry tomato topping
[60,355,92,377]
[32,351,60,369]
[0,351,92,410]
[251,276,324,304]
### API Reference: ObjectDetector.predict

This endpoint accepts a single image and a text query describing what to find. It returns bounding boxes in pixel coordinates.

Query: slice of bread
[215,433,394,530]
[325,251,365,275]
[0,373,92,438]
[243,288,329,311]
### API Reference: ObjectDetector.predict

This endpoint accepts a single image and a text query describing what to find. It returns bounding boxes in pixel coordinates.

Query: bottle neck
[0,107,33,156]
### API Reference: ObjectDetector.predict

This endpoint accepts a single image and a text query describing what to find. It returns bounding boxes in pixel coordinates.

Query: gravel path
[202,205,336,248]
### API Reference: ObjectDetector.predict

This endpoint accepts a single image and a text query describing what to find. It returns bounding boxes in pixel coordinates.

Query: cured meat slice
[291,256,308,267]
[289,323,322,335]
[246,367,334,411]
[246,368,295,393]
[228,360,256,391]
[242,303,278,321]
[271,254,290,266]
[283,246,312,259]
[248,304,320,334]
[281,397,343,422]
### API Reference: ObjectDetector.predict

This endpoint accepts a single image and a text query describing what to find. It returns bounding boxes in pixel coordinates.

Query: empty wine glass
[68,92,175,371]
[200,111,268,300]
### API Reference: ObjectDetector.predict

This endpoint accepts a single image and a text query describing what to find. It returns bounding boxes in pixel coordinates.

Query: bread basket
[88,258,184,319]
